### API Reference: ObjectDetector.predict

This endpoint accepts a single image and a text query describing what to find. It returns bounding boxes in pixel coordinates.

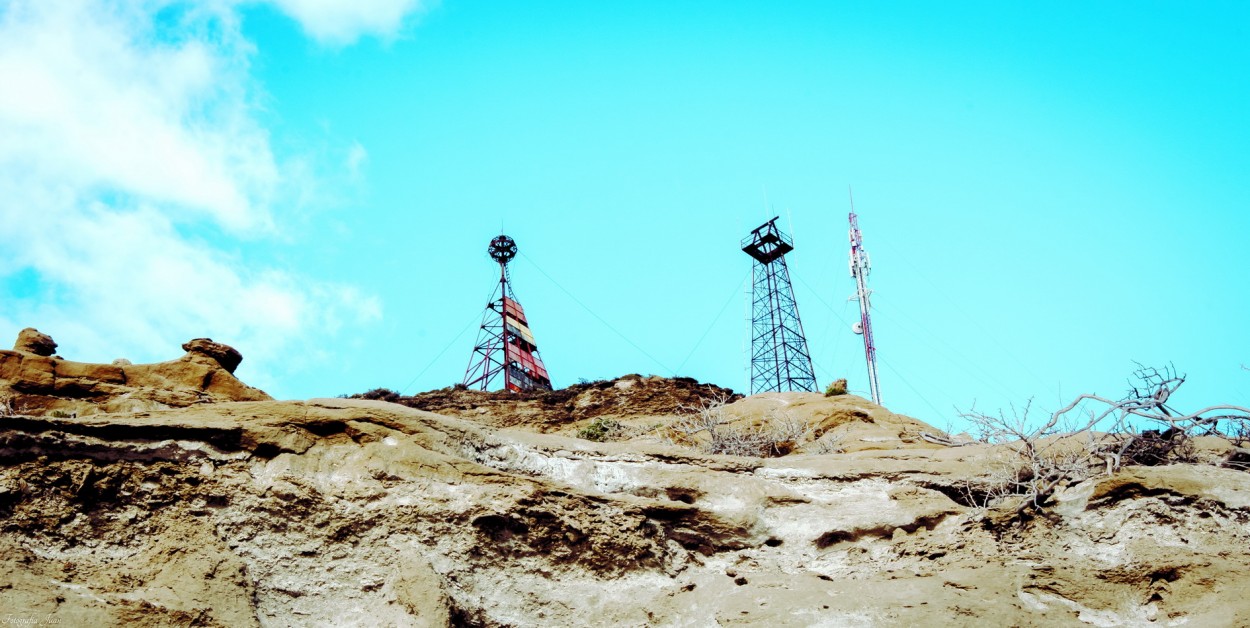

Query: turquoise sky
[2,1,1247,430]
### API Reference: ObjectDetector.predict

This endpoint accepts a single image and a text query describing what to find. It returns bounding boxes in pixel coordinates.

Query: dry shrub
[825,379,848,397]
[351,388,402,403]
[1109,428,1197,466]
[807,432,845,455]
[577,418,626,442]
[961,364,1250,514]
[666,395,814,457]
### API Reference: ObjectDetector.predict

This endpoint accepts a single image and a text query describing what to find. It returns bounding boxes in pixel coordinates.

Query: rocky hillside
[2,333,1249,626]
[377,374,743,431]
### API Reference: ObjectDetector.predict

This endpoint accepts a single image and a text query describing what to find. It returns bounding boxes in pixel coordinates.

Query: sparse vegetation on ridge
[576,417,627,442]
[824,378,848,397]
[351,387,402,403]
[959,363,1250,514]
[665,394,817,457]
[346,375,744,433]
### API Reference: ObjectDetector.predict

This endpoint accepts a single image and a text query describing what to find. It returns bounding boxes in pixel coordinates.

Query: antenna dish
[488,235,518,264]
[852,321,864,335]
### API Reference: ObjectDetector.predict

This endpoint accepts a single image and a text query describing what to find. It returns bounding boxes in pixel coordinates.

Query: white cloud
[261,0,427,45]
[0,0,389,394]
[0,1,274,231]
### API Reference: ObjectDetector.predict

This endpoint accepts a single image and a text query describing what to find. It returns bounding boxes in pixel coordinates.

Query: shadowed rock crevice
[813,511,957,549]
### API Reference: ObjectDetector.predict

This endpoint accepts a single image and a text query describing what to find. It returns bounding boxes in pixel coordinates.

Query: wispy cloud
[0,0,400,393]
[264,0,429,45]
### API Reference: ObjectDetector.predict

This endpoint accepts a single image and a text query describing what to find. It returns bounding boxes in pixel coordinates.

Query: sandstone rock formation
[13,327,57,356]
[2,371,1249,626]
[182,338,243,374]
[0,330,270,416]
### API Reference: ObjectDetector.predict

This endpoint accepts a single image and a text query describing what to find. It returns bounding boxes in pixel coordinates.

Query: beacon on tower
[462,235,553,392]
[848,201,882,406]
[742,217,818,394]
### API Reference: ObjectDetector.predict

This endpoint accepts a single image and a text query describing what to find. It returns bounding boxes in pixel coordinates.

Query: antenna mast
[848,194,882,405]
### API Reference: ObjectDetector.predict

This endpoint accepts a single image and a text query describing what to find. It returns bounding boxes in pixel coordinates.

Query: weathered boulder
[13,328,56,356]
[181,338,243,374]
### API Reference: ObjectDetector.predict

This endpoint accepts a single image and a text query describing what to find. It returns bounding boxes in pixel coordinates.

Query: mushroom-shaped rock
[14,328,57,356]
[181,338,243,374]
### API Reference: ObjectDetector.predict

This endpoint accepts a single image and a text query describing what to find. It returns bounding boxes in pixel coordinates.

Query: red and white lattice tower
[462,235,553,392]
[848,199,882,405]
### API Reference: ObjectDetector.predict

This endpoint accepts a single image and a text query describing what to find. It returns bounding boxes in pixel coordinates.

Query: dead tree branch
[960,364,1250,513]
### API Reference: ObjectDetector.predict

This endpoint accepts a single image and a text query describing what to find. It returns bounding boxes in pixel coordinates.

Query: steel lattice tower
[742,217,818,394]
[462,235,553,392]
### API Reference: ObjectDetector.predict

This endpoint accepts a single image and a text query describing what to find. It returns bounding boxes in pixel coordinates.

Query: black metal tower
[462,235,553,392]
[742,217,818,394]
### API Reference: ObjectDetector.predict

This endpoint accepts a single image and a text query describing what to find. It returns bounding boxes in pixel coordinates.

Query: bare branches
[960,400,1105,511]
[668,395,816,457]
[959,364,1250,514]
[808,432,845,454]
[1126,362,1183,415]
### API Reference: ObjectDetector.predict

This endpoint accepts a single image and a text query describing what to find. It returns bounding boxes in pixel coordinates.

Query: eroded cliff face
[3,393,1250,627]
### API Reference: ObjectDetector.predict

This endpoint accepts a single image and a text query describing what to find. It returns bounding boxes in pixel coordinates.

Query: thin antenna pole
[847,189,882,405]
[500,261,511,391]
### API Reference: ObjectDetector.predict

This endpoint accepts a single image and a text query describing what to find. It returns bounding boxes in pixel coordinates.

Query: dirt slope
[376,374,741,431]
[374,375,939,455]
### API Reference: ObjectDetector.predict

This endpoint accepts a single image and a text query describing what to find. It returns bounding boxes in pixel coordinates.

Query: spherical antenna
[488,235,518,265]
